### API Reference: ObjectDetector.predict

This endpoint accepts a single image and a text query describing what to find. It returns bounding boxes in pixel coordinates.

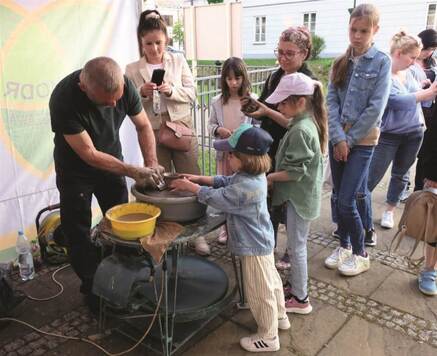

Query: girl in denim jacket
[171,124,289,353]
[325,4,391,276]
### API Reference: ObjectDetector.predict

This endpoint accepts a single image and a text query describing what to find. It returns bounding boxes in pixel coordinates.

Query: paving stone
[16,347,31,356]
[370,270,437,322]
[22,333,39,343]
[319,317,437,356]
[309,250,393,297]
[3,340,24,353]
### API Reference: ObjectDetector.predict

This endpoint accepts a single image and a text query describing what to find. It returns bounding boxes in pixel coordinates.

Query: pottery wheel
[138,188,196,198]
[141,255,228,316]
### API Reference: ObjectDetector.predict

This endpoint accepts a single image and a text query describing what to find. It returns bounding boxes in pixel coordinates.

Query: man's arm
[129,109,159,167]
[64,131,137,176]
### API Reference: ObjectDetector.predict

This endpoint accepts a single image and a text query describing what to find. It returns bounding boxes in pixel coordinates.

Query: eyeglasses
[274,48,302,60]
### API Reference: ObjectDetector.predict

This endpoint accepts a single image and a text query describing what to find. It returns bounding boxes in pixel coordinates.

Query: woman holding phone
[126,16,210,255]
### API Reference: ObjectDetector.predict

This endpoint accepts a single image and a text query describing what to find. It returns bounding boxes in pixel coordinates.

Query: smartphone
[151,69,165,86]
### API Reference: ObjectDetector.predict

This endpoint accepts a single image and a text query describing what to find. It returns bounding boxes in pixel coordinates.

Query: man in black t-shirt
[50,57,162,297]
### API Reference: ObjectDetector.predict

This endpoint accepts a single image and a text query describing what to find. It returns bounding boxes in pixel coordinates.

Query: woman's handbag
[158,121,193,152]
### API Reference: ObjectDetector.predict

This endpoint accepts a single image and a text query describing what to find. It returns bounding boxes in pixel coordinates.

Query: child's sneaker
[338,254,370,276]
[278,316,291,330]
[285,295,312,314]
[240,334,280,352]
[324,246,352,269]
[418,270,437,296]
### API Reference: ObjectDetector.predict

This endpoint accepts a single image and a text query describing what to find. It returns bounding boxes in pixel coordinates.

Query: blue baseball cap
[213,124,273,155]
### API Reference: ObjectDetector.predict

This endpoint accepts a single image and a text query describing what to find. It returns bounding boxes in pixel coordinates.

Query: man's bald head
[79,57,124,107]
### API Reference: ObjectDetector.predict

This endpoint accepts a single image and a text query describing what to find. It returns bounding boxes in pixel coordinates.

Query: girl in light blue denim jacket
[325,4,391,277]
[171,124,288,353]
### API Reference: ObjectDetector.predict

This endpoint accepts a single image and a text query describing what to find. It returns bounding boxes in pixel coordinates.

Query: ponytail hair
[284,83,328,154]
[310,83,328,154]
[331,4,380,88]
[137,17,168,58]
[390,30,422,55]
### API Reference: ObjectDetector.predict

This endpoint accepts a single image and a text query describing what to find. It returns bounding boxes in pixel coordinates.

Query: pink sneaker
[285,295,312,314]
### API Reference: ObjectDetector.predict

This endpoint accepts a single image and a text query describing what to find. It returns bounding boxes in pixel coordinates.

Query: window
[254,16,266,43]
[427,4,437,29]
[162,15,174,27]
[303,12,316,34]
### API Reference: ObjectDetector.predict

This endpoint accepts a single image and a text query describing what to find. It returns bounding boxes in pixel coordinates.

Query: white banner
[0,0,143,258]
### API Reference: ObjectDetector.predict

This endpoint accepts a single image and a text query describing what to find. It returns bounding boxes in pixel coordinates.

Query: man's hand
[129,166,162,189]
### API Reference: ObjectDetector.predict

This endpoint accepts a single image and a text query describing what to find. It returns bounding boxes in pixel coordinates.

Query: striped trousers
[241,253,287,338]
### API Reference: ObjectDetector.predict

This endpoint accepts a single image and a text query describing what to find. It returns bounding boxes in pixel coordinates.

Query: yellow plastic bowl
[105,202,161,240]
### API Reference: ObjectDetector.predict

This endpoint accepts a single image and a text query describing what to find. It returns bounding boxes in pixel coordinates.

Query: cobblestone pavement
[1,182,437,355]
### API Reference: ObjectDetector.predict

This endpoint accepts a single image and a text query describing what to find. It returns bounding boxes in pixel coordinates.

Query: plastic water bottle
[16,230,35,281]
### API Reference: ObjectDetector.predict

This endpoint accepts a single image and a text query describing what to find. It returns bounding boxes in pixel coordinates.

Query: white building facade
[242,0,437,58]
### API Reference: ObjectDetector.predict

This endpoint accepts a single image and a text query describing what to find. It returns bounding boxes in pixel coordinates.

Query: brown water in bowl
[117,213,152,222]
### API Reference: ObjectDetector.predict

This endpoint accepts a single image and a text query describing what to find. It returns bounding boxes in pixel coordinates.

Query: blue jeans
[285,201,310,300]
[329,144,374,255]
[364,130,424,228]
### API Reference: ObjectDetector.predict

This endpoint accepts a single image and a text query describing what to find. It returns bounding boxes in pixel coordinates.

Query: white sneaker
[278,316,290,330]
[324,246,352,269]
[380,210,394,229]
[338,254,370,276]
[193,236,210,256]
[240,334,280,352]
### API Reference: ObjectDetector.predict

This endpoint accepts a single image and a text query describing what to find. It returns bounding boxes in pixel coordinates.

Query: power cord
[23,264,69,301]
[0,265,165,356]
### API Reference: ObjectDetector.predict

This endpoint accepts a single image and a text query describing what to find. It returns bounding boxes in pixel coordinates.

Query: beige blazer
[125,52,196,130]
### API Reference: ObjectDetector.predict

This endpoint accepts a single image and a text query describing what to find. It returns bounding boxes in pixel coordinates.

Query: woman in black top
[245,26,316,268]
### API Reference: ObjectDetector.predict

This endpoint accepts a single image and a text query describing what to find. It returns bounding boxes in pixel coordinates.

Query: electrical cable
[0,266,165,356]
[22,264,70,301]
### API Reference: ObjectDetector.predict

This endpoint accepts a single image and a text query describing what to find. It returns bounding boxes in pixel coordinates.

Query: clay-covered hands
[129,165,165,189]
[169,176,201,194]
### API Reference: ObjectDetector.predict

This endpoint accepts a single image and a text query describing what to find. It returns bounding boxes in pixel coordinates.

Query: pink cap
[265,72,319,104]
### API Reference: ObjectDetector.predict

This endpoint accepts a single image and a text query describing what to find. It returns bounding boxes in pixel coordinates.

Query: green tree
[173,21,184,50]
[311,34,326,59]
[207,0,224,4]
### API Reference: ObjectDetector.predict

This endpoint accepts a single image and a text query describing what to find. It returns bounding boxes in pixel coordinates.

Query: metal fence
[191,66,277,175]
